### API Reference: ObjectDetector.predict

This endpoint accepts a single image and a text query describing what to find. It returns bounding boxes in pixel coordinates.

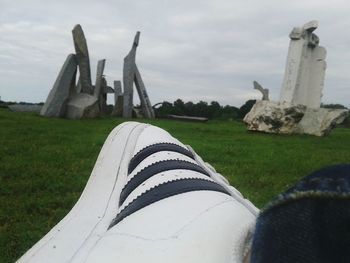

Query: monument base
[65,93,100,119]
[244,101,348,136]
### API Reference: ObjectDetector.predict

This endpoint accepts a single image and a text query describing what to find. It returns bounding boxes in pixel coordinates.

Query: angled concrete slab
[40,54,77,117]
[134,66,155,118]
[122,31,154,119]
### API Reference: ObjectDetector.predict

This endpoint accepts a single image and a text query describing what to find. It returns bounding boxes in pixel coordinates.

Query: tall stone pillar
[280,21,326,109]
[112,81,123,116]
[122,32,139,118]
[122,31,155,119]
[94,59,106,98]
[72,24,93,94]
[99,76,112,114]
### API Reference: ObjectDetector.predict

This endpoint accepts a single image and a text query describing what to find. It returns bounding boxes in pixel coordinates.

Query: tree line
[154,99,350,121]
[154,99,257,120]
[2,97,348,123]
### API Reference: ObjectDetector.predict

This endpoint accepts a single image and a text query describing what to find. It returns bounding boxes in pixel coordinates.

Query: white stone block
[280,21,326,109]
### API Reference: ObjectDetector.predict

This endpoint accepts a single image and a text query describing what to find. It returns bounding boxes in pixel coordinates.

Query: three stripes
[109,143,230,228]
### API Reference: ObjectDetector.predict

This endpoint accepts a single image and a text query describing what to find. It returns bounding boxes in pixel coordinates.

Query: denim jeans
[251,164,350,263]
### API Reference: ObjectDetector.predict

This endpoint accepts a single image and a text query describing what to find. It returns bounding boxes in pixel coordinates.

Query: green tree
[173,99,186,115]
[222,105,239,120]
[321,103,348,109]
[155,101,174,117]
[208,101,222,119]
[238,100,256,119]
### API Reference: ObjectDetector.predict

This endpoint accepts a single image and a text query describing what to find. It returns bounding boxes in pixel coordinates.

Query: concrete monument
[41,26,156,120]
[94,59,106,98]
[100,76,114,114]
[42,25,107,119]
[40,54,77,117]
[94,59,108,114]
[280,20,326,108]
[72,24,93,94]
[253,81,269,101]
[65,59,107,119]
[64,30,106,119]
[244,21,348,136]
[122,32,155,119]
[134,66,155,118]
[112,81,123,116]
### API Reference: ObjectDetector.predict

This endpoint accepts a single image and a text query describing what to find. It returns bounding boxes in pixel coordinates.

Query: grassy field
[1,108,350,262]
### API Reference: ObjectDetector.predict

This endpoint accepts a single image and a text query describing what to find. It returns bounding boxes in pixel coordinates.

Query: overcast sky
[1,0,350,107]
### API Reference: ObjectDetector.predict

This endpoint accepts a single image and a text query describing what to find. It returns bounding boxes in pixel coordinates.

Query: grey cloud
[1,0,350,108]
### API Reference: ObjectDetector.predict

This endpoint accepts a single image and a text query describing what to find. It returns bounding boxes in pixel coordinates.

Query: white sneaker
[17,122,258,263]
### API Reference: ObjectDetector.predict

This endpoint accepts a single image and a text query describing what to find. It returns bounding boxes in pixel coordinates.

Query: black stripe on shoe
[120,160,210,206]
[128,143,195,174]
[109,178,231,228]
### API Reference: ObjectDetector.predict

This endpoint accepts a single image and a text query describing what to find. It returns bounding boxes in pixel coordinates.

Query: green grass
[1,108,350,262]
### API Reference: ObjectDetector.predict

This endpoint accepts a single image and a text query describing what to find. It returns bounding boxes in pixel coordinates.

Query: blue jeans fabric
[251,164,350,263]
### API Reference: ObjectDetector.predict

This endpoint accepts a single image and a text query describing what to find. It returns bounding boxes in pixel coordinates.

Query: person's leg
[251,164,350,263]
[18,122,258,263]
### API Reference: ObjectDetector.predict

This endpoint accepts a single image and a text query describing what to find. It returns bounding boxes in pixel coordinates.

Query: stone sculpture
[90,60,115,115]
[41,26,155,120]
[122,32,155,119]
[253,81,269,101]
[280,20,326,108]
[100,76,114,114]
[244,21,348,136]
[41,25,105,119]
[112,81,123,116]
[72,24,93,94]
[40,54,77,117]
[134,66,155,118]
[94,59,106,98]
[64,30,104,119]
[94,59,109,114]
